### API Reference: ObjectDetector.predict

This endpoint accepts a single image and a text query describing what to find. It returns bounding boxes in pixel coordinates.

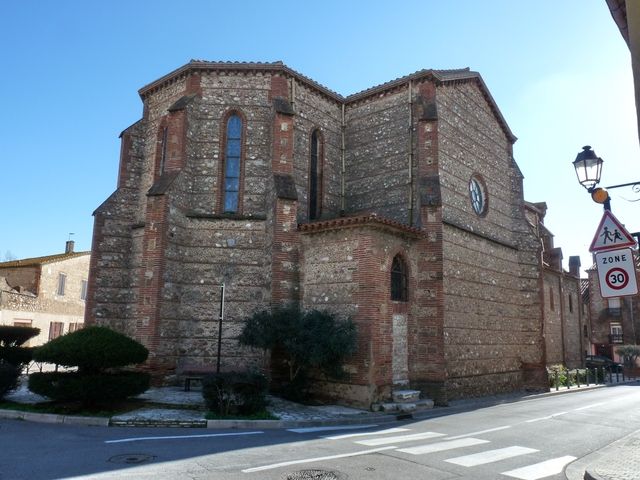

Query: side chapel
[87,60,549,407]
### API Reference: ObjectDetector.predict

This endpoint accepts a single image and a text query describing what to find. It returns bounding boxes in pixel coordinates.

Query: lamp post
[572,146,611,210]
[572,145,640,211]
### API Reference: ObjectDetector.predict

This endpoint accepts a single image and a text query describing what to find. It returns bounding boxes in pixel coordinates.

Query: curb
[3,379,638,429]
[0,409,109,426]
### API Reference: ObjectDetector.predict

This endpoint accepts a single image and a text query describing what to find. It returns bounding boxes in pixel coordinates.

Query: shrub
[202,371,268,416]
[615,345,640,368]
[33,326,148,373]
[29,371,150,406]
[0,325,39,399]
[0,361,21,398]
[239,307,357,401]
[29,326,150,407]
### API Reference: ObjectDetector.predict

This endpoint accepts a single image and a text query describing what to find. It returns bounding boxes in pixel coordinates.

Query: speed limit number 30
[595,247,638,298]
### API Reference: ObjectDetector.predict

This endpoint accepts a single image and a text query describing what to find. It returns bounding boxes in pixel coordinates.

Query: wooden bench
[181,365,217,391]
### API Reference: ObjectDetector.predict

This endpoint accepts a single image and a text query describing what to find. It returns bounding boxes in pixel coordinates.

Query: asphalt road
[2,385,640,480]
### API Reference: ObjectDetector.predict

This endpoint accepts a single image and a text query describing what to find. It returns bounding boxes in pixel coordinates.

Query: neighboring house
[88,60,553,407]
[525,202,584,368]
[0,241,89,345]
[584,260,640,363]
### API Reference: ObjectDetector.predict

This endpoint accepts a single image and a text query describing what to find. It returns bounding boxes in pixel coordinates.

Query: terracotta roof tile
[298,214,423,237]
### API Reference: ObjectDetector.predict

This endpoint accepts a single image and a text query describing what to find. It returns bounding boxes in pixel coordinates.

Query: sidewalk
[566,427,640,480]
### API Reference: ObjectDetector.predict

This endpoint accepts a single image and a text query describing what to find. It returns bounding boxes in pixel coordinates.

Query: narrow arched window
[159,126,168,174]
[309,129,323,220]
[223,114,243,213]
[391,255,408,301]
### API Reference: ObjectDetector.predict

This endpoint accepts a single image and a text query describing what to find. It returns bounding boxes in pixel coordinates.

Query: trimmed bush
[0,361,21,397]
[29,371,150,405]
[0,325,39,399]
[29,326,150,407]
[33,326,148,373]
[202,371,268,416]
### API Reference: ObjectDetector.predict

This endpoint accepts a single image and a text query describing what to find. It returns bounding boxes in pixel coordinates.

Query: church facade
[86,61,548,406]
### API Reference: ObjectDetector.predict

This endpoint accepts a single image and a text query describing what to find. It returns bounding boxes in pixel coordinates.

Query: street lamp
[572,146,611,210]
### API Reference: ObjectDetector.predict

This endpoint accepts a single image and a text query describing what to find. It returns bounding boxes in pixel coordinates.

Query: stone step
[375,398,434,413]
[392,389,421,403]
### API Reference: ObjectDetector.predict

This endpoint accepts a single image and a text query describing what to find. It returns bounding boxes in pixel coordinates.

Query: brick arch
[217,109,248,214]
[386,249,412,304]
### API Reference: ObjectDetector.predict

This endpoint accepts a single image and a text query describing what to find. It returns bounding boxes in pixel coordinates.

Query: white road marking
[241,446,397,473]
[324,427,410,439]
[355,431,446,446]
[445,425,511,440]
[573,402,606,411]
[446,446,538,467]
[525,411,569,423]
[287,424,379,433]
[398,437,489,455]
[105,431,263,444]
[501,455,576,479]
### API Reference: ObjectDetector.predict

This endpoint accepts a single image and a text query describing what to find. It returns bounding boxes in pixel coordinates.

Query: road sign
[589,210,636,252]
[595,247,638,298]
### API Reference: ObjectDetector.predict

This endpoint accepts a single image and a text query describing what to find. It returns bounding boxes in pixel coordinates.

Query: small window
[68,322,84,333]
[469,175,488,216]
[57,273,66,296]
[391,255,408,302]
[309,129,323,220]
[549,287,554,311]
[568,294,573,313]
[583,324,588,338]
[223,114,243,213]
[81,280,88,301]
[48,322,64,341]
[159,126,168,174]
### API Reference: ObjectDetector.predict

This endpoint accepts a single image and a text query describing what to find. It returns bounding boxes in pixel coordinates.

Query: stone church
[86,60,550,407]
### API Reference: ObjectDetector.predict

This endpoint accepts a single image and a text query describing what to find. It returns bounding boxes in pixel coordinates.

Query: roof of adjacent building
[0,251,90,269]
[137,60,516,142]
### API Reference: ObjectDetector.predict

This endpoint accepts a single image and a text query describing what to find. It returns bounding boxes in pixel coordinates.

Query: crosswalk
[307,425,576,480]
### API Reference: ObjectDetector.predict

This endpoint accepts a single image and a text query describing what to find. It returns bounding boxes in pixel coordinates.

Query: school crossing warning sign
[589,210,636,252]
[595,247,639,298]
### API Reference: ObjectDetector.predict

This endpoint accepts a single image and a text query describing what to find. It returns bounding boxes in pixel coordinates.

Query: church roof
[138,60,516,142]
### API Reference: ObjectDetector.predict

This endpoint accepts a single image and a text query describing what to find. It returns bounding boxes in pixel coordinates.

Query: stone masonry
[87,61,555,407]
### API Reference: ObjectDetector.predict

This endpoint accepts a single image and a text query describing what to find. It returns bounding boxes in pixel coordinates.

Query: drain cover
[284,470,340,480]
[108,453,155,465]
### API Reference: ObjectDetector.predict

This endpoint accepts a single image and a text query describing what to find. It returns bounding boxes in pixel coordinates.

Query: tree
[615,344,640,368]
[239,307,357,400]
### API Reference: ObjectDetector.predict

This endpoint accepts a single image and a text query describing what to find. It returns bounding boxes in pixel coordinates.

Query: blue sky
[1,1,638,275]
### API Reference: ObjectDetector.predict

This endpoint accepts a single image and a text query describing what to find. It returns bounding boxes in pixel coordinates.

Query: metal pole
[216,283,225,374]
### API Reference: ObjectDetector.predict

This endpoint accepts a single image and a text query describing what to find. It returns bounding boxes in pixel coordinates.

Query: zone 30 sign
[595,247,639,298]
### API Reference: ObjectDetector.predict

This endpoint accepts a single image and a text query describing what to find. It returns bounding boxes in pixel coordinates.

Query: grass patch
[205,410,278,420]
[0,399,145,417]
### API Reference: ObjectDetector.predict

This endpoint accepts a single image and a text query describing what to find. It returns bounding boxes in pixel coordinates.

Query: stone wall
[344,89,412,222]
[436,81,544,398]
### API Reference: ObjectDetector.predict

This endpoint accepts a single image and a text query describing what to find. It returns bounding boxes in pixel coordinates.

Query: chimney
[569,255,581,277]
[65,240,75,254]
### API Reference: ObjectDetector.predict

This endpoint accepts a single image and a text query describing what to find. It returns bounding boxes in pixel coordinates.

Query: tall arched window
[391,255,408,301]
[223,114,243,213]
[309,129,323,220]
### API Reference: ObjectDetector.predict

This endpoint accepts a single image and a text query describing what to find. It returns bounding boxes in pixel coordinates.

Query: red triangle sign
[589,210,636,252]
